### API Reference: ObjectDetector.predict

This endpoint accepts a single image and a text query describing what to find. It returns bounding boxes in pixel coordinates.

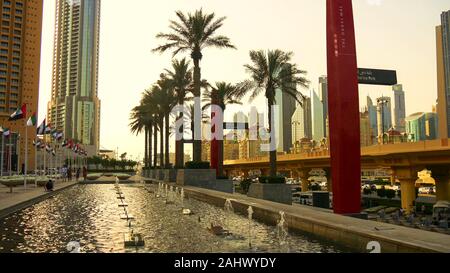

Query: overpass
[224,139,450,213]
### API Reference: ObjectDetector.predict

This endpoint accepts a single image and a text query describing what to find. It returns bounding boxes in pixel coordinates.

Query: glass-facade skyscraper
[405,112,438,142]
[47,0,101,155]
[392,84,406,132]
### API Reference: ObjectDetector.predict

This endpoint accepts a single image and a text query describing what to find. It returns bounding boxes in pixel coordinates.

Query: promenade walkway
[0,180,79,219]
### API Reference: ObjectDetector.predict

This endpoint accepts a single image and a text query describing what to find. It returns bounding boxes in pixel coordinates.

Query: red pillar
[326,0,361,214]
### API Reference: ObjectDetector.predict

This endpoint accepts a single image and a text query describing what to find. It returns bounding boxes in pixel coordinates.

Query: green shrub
[185,161,210,169]
[216,175,229,180]
[377,188,387,198]
[258,176,286,184]
[240,179,252,194]
[385,189,396,199]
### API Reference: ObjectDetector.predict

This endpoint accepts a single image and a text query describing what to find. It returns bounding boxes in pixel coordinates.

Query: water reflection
[0,184,347,253]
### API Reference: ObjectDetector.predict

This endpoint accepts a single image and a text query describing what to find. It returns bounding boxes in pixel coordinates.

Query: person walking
[76,168,80,181]
[83,166,87,181]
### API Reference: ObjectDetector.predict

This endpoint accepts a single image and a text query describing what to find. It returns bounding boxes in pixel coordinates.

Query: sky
[38,0,450,161]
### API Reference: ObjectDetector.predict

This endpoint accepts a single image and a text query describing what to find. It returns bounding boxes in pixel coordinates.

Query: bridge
[224,139,450,213]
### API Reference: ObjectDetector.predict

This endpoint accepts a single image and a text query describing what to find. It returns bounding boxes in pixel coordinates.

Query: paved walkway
[0,180,79,219]
[179,185,450,253]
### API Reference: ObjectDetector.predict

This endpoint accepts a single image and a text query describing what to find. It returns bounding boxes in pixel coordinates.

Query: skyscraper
[376,96,392,137]
[392,84,406,132]
[291,97,312,144]
[311,89,324,141]
[274,65,297,153]
[47,0,101,156]
[0,0,43,171]
[360,111,373,147]
[318,76,328,138]
[436,10,450,139]
[367,96,378,141]
[405,112,439,142]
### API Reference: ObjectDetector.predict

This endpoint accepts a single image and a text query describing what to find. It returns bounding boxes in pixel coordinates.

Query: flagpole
[16,134,20,175]
[43,141,46,176]
[24,119,28,190]
[34,138,37,187]
[8,135,12,176]
[1,134,4,177]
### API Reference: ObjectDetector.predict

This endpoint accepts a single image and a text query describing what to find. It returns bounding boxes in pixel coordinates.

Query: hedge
[258,176,286,184]
[185,161,210,169]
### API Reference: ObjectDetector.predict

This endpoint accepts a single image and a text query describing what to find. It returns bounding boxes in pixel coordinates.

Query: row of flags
[2,104,88,156]
[33,139,88,157]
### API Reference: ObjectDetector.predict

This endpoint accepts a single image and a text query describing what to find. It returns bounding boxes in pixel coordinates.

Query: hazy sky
[38,0,450,160]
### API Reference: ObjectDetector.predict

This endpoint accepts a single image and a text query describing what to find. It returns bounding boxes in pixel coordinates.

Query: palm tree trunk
[268,98,277,177]
[192,57,202,163]
[165,114,170,168]
[159,121,164,168]
[144,128,148,168]
[153,122,158,168]
[148,123,153,168]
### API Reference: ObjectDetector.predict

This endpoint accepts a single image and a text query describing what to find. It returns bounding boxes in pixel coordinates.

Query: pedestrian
[76,168,80,181]
[45,179,54,192]
[421,205,426,215]
[83,166,87,181]
[67,168,72,181]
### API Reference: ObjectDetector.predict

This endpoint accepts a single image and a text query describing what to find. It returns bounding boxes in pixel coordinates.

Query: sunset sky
[38,0,450,160]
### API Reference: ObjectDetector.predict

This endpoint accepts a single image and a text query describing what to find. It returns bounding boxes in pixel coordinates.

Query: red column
[326,0,361,214]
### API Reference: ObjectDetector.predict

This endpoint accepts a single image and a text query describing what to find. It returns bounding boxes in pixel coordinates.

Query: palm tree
[153,9,236,163]
[129,105,148,167]
[152,76,177,168]
[141,89,159,168]
[165,58,193,168]
[203,82,246,175]
[241,50,309,177]
[129,96,156,169]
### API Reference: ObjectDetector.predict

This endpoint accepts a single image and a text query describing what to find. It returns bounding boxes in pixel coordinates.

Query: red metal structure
[211,0,362,214]
[326,0,361,214]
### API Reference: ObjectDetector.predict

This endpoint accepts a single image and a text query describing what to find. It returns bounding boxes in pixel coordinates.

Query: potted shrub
[248,176,292,205]
[176,161,215,188]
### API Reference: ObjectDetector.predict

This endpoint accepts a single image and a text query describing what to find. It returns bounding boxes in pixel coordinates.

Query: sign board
[309,168,326,177]
[358,68,397,86]
[223,122,249,130]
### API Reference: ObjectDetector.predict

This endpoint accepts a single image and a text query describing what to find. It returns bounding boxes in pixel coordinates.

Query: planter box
[247,183,292,205]
[210,179,234,194]
[154,169,164,181]
[176,169,216,187]
[164,169,178,183]
[176,169,233,194]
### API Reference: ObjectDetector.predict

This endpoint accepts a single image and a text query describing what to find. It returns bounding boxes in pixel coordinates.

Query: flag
[52,150,56,157]
[37,119,46,135]
[8,104,26,121]
[62,139,68,148]
[57,132,64,140]
[45,144,52,153]
[2,128,10,137]
[27,113,37,127]
[45,124,52,135]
